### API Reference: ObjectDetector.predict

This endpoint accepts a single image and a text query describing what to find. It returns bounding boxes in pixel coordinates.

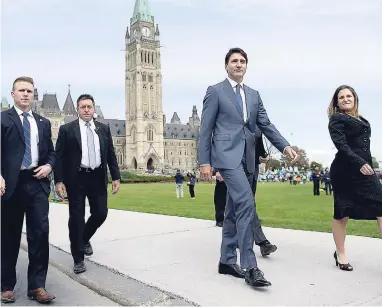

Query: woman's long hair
[327,85,359,119]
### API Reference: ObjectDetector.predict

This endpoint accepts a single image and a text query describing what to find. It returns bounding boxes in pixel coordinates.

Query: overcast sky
[2,0,381,166]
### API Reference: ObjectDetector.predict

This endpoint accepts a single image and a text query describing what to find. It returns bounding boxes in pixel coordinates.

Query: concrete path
[29,203,382,306]
[13,249,118,306]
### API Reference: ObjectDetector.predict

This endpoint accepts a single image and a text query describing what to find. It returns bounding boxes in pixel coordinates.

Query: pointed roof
[155,24,160,36]
[131,0,154,24]
[1,96,9,107]
[170,112,181,124]
[62,85,76,116]
[33,88,39,100]
[40,93,61,114]
[95,105,104,119]
[188,105,200,126]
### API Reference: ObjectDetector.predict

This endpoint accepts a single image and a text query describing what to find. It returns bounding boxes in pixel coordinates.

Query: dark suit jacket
[1,107,55,200]
[54,119,120,188]
[254,126,267,166]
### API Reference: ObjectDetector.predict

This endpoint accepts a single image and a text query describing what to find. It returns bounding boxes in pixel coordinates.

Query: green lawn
[99,181,380,238]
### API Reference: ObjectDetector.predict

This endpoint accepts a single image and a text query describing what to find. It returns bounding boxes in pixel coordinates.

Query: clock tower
[125,0,164,171]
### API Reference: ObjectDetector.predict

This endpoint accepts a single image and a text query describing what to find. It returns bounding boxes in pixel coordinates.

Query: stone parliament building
[1,0,200,172]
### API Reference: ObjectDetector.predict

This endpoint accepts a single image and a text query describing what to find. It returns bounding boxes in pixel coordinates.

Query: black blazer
[54,119,120,188]
[1,107,55,200]
[254,126,267,166]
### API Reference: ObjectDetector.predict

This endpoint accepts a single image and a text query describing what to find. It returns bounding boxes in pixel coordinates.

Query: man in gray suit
[199,48,297,288]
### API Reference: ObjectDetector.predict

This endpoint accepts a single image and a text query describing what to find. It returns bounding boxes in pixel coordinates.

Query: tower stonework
[125,0,164,170]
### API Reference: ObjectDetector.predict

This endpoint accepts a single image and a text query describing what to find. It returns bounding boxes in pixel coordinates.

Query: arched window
[147,129,153,141]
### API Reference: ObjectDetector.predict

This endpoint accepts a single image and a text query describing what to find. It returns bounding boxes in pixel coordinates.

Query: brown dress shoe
[27,288,55,304]
[1,291,16,303]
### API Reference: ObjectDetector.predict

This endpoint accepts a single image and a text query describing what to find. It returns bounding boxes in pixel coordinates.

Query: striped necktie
[22,112,32,168]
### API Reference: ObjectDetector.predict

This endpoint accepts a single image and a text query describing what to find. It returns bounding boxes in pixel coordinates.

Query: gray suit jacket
[199,78,289,173]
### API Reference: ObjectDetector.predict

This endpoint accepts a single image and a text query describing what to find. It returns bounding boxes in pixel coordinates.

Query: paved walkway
[14,249,118,306]
[30,203,382,306]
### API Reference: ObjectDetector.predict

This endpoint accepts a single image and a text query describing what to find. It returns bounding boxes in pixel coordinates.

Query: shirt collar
[14,105,33,116]
[227,76,244,89]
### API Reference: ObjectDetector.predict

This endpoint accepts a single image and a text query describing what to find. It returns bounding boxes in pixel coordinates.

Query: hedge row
[108,171,174,183]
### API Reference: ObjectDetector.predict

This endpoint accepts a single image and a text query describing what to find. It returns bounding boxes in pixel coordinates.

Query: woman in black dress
[328,85,382,271]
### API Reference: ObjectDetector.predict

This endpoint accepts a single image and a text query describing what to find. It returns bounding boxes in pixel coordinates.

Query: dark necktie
[22,112,32,168]
[235,84,243,117]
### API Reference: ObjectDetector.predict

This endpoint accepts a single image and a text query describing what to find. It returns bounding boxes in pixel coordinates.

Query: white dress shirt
[78,118,101,168]
[227,77,248,122]
[15,105,39,169]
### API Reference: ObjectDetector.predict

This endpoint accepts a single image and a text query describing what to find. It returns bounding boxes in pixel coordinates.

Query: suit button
[362,147,367,151]
[363,138,367,142]
[364,128,368,132]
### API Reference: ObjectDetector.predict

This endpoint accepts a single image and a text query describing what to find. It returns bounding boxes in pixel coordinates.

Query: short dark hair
[13,76,34,90]
[225,48,248,65]
[77,94,95,106]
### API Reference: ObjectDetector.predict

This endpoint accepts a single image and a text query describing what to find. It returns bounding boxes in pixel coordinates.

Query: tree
[267,158,282,170]
[262,136,279,159]
[310,161,323,170]
[280,146,309,168]
[372,156,379,169]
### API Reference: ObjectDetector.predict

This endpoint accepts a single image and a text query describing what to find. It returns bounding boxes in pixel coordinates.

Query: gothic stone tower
[125,0,164,170]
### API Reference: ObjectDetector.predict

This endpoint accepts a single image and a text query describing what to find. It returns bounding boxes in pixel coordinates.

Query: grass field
[97,181,381,238]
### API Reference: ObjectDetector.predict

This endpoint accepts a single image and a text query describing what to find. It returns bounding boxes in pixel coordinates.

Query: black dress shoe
[216,221,223,227]
[84,242,93,256]
[218,262,245,278]
[73,261,86,274]
[245,267,271,287]
[259,240,277,257]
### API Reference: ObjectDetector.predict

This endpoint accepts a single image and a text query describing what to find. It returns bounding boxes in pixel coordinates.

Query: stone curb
[20,234,198,306]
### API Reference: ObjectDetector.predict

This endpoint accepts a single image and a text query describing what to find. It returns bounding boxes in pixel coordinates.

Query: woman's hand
[360,164,374,175]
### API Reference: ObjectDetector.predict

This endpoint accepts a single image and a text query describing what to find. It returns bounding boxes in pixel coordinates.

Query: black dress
[328,113,382,220]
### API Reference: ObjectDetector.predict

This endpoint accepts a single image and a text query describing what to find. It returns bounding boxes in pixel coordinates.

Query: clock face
[142,27,151,37]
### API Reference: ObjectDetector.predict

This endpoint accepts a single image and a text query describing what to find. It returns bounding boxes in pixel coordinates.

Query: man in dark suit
[54,94,121,274]
[199,48,298,288]
[252,128,277,256]
[1,76,56,304]
[311,166,321,196]
[213,168,227,227]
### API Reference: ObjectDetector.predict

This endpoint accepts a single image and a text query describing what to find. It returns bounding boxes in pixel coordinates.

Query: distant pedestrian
[174,169,184,198]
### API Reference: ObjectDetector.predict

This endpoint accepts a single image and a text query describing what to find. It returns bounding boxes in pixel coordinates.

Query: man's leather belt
[78,166,102,172]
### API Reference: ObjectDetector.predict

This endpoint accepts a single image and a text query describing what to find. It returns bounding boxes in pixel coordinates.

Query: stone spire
[62,84,77,116]
[188,105,200,127]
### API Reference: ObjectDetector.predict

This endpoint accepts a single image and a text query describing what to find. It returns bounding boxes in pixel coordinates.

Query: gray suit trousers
[219,163,259,269]
[252,165,267,245]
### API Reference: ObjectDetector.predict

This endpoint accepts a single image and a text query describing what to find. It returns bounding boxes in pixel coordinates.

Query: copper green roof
[131,0,154,24]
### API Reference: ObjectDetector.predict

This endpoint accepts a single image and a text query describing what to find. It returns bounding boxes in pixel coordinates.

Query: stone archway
[132,157,137,170]
[147,158,154,171]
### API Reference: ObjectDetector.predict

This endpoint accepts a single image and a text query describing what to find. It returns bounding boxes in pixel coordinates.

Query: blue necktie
[235,84,243,117]
[22,112,32,168]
